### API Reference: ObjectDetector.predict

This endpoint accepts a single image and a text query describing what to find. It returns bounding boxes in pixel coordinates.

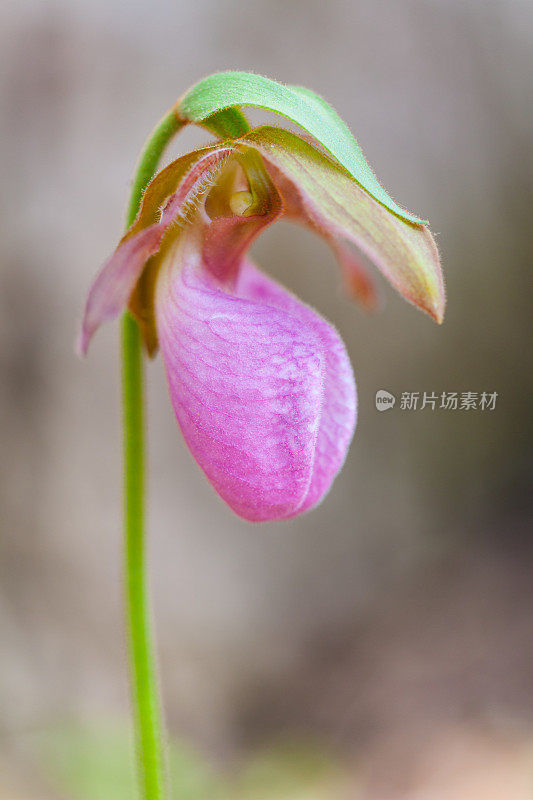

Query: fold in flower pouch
[79,72,444,799]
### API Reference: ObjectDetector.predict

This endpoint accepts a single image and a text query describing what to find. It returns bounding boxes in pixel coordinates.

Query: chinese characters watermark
[375,390,498,412]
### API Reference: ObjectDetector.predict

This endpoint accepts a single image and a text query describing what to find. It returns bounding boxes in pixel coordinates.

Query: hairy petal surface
[241,127,445,323]
[155,231,356,521]
[79,145,233,354]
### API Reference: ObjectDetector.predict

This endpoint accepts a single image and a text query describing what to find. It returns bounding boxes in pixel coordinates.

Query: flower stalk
[79,74,445,788]
[121,109,181,800]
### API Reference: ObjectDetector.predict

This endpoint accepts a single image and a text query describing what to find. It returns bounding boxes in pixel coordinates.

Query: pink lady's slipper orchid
[80,73,444,522]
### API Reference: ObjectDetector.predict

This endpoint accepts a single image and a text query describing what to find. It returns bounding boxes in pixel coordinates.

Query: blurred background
[1,0,532,797]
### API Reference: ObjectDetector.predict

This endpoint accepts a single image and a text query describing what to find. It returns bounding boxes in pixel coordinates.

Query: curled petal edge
[78,145,234,355]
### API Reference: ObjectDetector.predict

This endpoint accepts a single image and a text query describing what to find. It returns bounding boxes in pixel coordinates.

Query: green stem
[125,110,184,229]
[121,108,182,800]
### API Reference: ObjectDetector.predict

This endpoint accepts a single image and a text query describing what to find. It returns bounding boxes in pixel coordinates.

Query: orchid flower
[80,73,443,523]
[79,73,444,800]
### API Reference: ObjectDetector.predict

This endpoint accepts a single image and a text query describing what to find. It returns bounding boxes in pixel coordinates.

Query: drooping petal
[78,144,233,354]
[155,229,356,521]
[240,127,445,323]
[329,239,380,311]
[78,224,164,355]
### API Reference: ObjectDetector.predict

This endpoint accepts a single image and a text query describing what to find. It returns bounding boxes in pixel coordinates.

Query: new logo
[375,389,396,411]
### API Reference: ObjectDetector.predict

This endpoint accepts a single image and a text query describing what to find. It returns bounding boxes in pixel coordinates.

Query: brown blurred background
[1,0,532,797]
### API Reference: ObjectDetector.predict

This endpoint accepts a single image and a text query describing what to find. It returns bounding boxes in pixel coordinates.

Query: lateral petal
[78,145,233,354]
[241,127,445,323]
[329,239,381,311]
